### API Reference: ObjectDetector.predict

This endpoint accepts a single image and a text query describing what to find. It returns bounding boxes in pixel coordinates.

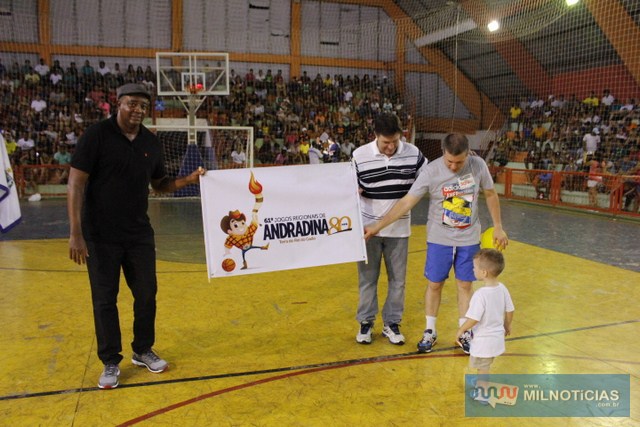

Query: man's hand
[69,234,89,265]
[187,166,206,184]
[493,226,508,251]
[363,226,377,241]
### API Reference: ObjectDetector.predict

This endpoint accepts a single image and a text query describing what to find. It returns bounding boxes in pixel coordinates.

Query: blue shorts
[424,242,480,283]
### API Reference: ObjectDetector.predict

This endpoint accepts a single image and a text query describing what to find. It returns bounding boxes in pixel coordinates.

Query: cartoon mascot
[220,172,269,270]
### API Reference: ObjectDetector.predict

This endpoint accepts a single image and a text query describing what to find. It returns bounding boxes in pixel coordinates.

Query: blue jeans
[356,236,408,325]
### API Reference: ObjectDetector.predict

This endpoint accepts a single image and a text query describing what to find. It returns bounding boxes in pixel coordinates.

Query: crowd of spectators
[201,67,409,165]
[0,57,410,185]
[1,56,638,211]
[0,57,156,189]
[488,90,640,211]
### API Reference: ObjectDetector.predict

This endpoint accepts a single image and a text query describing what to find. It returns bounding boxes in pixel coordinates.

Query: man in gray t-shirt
[364,133,508,354]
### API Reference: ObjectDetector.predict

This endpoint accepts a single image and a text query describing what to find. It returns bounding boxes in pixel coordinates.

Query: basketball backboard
[156,52,230,97]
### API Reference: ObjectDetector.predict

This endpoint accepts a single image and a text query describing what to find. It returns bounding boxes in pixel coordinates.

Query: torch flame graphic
[249,171,263,195]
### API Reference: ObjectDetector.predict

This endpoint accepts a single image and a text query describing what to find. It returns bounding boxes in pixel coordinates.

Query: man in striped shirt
[352,113,427,345]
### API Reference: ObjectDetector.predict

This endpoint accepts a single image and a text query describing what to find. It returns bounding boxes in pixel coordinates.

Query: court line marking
[1,318,637,404]
[117,351,640,427]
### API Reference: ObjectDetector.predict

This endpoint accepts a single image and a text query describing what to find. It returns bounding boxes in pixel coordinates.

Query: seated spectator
[97,60,111,76]
[34,58,50,78]
[24,68,40,87]
[231,145,246,165]
[340,138,355,161]
[49,68,63,87]
[17,132,35,151]
[80,60,95,85]
[97,96,110,118]
[49,86,67,106]
[275,148,288,165]
[4,132,18,156]
[30,94,47,113]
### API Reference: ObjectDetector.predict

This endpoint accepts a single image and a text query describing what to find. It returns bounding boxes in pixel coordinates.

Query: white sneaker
[382,323,405,345]
[356,321,373,344]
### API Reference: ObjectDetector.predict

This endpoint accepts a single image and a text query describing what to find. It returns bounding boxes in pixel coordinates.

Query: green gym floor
[0,197,638,426]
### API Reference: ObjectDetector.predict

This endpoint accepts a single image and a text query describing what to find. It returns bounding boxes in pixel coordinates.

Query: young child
[455,249,514,401]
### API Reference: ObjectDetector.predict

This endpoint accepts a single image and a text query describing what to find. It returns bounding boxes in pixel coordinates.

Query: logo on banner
[219,172,270,272]
[261,213,353,241]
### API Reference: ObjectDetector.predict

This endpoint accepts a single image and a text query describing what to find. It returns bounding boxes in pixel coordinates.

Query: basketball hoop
[188,83,204,95]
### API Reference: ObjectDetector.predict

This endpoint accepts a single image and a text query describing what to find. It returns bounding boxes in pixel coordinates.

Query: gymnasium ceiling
[392,0,640,107]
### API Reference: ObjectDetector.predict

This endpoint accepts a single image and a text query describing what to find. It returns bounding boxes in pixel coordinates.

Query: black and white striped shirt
[353,139,427,237]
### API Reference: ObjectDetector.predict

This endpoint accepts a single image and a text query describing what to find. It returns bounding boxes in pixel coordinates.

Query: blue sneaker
[417,329,437,353]
[458,330,473,354]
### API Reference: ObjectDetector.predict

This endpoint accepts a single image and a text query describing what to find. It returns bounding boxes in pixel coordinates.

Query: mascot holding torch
[220,172,269,271]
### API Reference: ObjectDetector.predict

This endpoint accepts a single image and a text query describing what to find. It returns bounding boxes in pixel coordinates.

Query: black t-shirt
[71,115,166,242]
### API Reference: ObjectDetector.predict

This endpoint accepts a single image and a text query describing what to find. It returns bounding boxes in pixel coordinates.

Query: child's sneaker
[132,350,168,373]
[458,330,473,354]
[98,364,120,389]
[417,329,437,353]
[356,321,373,344]
[382,323,405,345]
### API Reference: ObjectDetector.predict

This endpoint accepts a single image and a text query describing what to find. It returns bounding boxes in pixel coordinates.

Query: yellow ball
[480,227,496,249]
[480,226,507,251]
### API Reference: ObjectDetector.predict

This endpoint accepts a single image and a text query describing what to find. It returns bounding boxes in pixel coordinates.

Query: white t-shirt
[601,94,615,107]
[583,133,600,153]
[466,283,515,358]
[31,99,47,113]
[231,150,246,164]
[17,137,35,150]
[34,63,49,77]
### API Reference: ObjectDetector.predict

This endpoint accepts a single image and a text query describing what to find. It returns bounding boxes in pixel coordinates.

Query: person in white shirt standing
[456,249,514,403]
[352,113,427,345]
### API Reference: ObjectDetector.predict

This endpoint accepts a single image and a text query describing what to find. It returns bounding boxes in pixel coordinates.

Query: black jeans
[86,236,157,365]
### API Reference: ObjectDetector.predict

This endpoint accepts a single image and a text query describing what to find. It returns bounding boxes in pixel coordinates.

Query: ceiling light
[487,20,500,32]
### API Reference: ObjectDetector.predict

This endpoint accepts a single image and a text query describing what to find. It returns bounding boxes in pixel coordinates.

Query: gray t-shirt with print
[408,154,494,246]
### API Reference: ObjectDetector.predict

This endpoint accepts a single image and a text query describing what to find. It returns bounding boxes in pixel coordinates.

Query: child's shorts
[469,356,495,370]
[425,242,480,283]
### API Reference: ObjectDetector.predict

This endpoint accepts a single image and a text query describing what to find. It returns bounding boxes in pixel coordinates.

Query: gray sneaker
[98,364,120,389]
[132,350,168,373]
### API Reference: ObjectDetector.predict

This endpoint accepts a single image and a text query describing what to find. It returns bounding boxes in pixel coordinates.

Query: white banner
[0,133,22,233]
[200,163,367,278]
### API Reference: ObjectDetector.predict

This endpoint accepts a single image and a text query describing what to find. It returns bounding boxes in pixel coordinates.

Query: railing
[491,166,640,218]
[14,164,70,198]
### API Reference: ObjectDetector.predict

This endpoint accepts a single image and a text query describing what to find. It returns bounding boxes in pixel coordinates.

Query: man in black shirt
[68,83,205,389]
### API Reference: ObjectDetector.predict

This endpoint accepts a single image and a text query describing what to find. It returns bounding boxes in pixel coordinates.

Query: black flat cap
[116,83,151,100]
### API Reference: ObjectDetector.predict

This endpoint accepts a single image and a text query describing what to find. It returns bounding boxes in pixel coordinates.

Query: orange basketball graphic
[221,258,236,272]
